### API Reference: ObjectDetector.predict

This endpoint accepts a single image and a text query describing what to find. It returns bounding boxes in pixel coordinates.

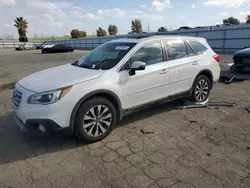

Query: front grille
[12,88,22,108]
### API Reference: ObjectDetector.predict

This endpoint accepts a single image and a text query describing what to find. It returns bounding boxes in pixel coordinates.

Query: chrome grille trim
[12,88,22,108]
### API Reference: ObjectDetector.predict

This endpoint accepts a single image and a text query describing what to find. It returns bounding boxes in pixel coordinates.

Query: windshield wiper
[94,58,109,69]
[71,60,79,66]
[79,64,94,69]
[72,61,94,69]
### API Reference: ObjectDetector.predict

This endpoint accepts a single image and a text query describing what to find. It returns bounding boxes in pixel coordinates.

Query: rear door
[164,39,200,95]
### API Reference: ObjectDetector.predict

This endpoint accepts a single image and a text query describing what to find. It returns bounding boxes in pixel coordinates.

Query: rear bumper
[13,113,73,136]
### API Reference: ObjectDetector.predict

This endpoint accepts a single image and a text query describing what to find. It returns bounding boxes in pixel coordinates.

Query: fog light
[38,124,46,133]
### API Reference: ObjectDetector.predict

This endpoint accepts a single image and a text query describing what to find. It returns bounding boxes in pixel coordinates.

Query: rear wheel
[74,97,117,142]
[192,75,211,102]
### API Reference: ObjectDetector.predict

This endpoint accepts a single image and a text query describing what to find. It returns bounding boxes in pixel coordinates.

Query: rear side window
[165,40,187,60]
[188,41,207,55]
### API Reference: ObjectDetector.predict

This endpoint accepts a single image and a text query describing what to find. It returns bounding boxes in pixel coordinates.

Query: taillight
[213,55,220,62]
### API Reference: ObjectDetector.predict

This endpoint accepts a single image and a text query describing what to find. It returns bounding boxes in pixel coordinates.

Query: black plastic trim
[197,69,214,88]
[124,90,191,115]
[69,90,123,129]
[24,119,73,136]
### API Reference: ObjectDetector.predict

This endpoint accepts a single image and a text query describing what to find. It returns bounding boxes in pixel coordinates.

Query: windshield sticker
[115,46,130,50]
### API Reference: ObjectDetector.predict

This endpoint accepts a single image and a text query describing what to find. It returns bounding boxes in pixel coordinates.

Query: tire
[74,97,117,142]
[191,75,211,102]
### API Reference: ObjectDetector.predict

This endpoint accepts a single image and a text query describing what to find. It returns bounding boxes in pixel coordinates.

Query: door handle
[159,69,168,74]
[192,61,198,65]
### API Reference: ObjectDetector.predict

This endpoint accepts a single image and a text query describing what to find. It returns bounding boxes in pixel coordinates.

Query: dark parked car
[35,44,46,49]
[41,44,74,53]
[232,47,250,72]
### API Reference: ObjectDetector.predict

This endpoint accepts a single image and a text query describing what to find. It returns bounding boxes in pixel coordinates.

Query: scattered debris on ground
[220,70,250,84]
[206,153,212,156]
[140,129,154,134]
[178,101,236,110]
[245,107,250,113]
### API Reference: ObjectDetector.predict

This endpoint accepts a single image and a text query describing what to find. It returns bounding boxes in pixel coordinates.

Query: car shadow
[0,99,184,165]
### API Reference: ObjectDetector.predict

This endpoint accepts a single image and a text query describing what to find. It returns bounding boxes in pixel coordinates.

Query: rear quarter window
[188,41,208,55]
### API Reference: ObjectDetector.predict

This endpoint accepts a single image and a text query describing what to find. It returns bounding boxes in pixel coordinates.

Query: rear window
[188,41,207,55]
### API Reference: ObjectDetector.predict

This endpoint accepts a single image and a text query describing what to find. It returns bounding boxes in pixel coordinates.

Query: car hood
[233,48,250,58]
[19,64,104,93]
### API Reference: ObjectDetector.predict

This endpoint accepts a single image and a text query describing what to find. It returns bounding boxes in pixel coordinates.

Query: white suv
[12,36,220,142]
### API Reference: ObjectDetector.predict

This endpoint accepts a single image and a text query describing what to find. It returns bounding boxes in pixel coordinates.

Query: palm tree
[14,17,28,41]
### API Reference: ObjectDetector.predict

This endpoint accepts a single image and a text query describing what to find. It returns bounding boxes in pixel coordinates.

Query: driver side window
[121,42,163,71]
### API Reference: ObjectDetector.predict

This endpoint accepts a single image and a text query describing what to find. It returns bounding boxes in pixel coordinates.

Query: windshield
[77,42,136,70]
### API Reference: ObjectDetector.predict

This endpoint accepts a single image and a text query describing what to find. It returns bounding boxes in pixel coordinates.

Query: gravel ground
[0,49,250,188]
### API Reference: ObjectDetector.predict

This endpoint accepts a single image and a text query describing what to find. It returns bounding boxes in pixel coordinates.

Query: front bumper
[12,83,75,136]
[13,113,73,136]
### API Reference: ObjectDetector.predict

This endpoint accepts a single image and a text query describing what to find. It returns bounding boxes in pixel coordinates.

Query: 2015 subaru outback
[12,36,220,142]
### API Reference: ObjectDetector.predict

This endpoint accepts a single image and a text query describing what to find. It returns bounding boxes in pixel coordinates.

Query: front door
[119,42,170,110]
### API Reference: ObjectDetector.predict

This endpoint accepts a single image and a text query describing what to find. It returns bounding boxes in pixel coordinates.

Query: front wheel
[191,75,211,102]
[74,97,117,142]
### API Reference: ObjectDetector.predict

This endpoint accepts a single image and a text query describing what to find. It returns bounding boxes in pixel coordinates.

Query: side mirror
[129,61,146,76]
[131,61,146,70]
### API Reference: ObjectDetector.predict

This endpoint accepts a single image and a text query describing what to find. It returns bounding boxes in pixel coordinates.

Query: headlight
[28,86,72,104]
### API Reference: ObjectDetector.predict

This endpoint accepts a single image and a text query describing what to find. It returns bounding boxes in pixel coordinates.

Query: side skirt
[123,90,191,116]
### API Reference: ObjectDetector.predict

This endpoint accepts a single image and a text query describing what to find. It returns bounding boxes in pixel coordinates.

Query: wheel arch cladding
[70,90,123,129]
[197,69,213,89]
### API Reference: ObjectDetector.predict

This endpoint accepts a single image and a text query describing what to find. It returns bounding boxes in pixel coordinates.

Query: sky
[1,0,250,38]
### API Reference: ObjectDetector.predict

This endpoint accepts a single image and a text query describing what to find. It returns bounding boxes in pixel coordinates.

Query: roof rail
[124,35,152,39]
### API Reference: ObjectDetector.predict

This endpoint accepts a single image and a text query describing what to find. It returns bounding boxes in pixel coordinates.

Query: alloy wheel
[83,105,112,137]
[195,79,209,101]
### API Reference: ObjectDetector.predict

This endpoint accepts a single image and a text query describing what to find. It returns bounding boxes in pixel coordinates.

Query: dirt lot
[0,49,250,188]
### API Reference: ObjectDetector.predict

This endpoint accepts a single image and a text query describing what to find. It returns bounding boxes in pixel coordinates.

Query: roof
[109,35,206,44]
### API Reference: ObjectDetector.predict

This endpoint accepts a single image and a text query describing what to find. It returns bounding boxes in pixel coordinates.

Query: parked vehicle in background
[41,44,74,53]
[42,43,54,48]
[35,44,46,49]
[12,35,220,142]
[231,47,250,72]
[16,44,35,51]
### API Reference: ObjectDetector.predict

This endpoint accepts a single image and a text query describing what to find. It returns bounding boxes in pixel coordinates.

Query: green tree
[96,27,107,37]
[131,19,142,33]
[223,17,240,25]
[14,17,28,41]
[158,27,168,32]
[71,29,87,38]
[79,31,87,38]
[246,15,250,24]
[108,25,118,35]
